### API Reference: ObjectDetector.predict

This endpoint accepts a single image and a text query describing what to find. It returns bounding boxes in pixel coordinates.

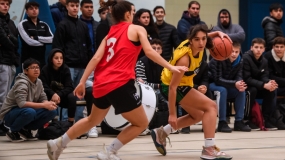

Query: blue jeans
[209,83,245,122]
[69,68,85,121]
[4,107,57,132]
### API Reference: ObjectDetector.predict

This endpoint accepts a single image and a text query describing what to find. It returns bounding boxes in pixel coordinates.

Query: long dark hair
[187,24,213,49]
[99,0,134,24]
[133,8,158,36]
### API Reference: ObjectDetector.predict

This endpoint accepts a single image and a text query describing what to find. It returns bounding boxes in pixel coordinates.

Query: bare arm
[79,37,106,84]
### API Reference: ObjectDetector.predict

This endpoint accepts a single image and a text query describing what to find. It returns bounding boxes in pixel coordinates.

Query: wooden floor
[0,121,284,160]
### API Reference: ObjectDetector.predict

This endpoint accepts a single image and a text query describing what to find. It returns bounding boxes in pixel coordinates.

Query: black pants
[180,89,214,117]
[84,87,93,116]
[245,86,277,120]
[59,93,77,118]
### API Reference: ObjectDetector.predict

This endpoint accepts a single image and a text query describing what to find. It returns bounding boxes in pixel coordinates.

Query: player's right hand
[74,82,86,99]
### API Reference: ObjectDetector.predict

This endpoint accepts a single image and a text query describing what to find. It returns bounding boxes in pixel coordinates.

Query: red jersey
[93,22,142,98]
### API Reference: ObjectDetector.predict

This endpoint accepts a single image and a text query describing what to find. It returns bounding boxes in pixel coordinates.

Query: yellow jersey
[161,39,203,87]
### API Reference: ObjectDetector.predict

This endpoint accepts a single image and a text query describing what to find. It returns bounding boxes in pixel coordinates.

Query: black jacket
[243,50,270,89]
[0,13,19,66]
[52,15,92,68]
[261,16,283,51]
[18,17,53,66]
[264,50,285,87]
[208,57,243,88]
[80,16,99,53]
[156,21,179,61]
[193,60,209,89]
[95,18,110,50]
[39,48,74,100]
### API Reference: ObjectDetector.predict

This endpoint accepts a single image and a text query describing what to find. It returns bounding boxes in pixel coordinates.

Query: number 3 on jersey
[106,37,117,62]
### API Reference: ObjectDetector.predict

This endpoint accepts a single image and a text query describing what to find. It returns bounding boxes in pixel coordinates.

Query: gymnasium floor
[0,121,284,160]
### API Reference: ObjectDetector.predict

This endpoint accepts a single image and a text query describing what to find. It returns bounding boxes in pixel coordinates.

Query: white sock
[163,124,174,135]
[61,133,71,147]
[205,138,215,147]
[107,138,124,153]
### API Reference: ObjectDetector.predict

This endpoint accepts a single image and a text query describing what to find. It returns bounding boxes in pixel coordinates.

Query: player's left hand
[217,31,232,43]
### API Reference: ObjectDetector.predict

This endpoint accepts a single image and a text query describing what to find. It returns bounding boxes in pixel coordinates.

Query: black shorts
[92,80,142,115]
[160,83,192,104]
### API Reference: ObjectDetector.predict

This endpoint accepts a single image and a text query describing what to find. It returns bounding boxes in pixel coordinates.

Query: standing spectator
[262,3,283,52]
[177,1,207,61]
[177,1,205,43]
[212,9,245,45]
[98,7,108,22]
[18,1,54,69]
[133,8,159,59]
[50,0,67,28]
[0,58,57,142]
[0,0,20,136]
[153,6,179,61]
[80,0,99,54]
[209,42,251,133]
[243,38,285,130]
[52,0,92,122]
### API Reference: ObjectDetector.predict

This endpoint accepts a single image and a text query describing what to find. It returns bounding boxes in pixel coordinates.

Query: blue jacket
[177,11,205,43]
[50,2,67,28]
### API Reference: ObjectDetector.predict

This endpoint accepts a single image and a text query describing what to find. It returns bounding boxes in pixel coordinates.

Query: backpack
[251,101,267,131]
[38,121,71,140]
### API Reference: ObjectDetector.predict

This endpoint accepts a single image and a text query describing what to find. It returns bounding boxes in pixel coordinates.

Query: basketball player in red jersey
[46,1,188,160]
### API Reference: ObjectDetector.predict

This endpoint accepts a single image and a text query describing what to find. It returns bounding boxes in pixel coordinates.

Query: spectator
[177,1,205,43]
[264,37,285,97]
[153,6,179,61]
[52,0,92,122]
[133,8,159,59]
[177,1,207,61]
[98,7,108,22]
[212,9,245,45]
[0,58,57,142]
[135,39,163,89]
[243,38,285,130]
[50,0,67,28]
[262,3,284,52]
[209,42,251,133]
[39,48,76,126]
[80,0,99,54]
[18,1,54,69]
[0,0,20,136]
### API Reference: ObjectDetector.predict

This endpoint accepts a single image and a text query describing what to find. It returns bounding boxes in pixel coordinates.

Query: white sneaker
[88,126,98,138]
[47,137,66,160]
[97,144,121,160]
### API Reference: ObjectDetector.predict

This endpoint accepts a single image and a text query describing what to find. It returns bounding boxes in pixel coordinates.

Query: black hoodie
[39,48,74,100]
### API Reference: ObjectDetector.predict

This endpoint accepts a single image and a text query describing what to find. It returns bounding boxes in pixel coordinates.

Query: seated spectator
[209,42,251,133]
[0,58,57,142]
[135,38,163,89]
[84,71,99,138]
[243,38,285,130]
[39,48,76,125]
[264,37,285,96]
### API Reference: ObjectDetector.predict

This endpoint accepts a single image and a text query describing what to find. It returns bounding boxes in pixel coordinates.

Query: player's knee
[207,101,217,114]
[140,118,149,129]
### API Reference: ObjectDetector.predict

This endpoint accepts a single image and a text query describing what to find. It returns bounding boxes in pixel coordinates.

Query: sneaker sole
[88,135,98,138]
[200,155,233,160]
[47,142,55,160]
[150,130,166,156]
[18,132,38,141]
[6,134,24,143]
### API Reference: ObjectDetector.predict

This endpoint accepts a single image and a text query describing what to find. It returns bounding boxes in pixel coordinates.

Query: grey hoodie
[212,9,245,44]
[0,73,47,120]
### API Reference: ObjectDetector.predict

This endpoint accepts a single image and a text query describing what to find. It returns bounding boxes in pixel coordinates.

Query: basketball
[209,37,232,61]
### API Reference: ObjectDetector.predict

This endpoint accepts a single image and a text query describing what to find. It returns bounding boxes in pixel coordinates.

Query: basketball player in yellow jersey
[151,24,233,160]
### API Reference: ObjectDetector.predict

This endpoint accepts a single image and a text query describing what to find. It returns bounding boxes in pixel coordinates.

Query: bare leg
[179,88,217,138]
[118,105,149,144]
[66,104,110,140]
